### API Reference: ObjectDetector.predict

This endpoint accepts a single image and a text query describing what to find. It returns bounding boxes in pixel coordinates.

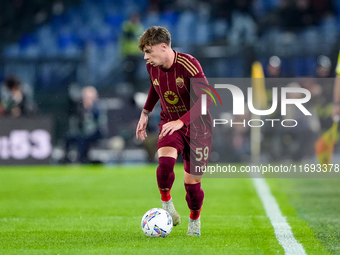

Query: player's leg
[157,146,177,202]
[184,171,203,219]
[183,136,211,236]
[156,123,186,226]
[184,162,204,236]
[157,145,182,226]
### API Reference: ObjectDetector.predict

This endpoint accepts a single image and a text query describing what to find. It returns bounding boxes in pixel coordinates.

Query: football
[141,208,173,237]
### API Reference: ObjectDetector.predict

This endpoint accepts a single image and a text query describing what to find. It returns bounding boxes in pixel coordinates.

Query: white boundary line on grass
[252,178,307,255]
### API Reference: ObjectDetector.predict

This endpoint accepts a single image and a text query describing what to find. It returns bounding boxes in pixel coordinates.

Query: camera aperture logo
[200,83,312,128]
[196,82,222,115]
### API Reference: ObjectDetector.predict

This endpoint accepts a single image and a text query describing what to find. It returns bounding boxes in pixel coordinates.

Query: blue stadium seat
[195,21,210,44]
[292,57,316,77]
[305,57,316,77]
[293,57,306,77]
[35,25,59,56]
[58,26,78,49]
[105,13,125,28]
[76,25,93,44]
[50,14,67,32]
[142,12,161,29]
[335,0,340,31]
[280,59,290,76]
[94,24,115,47]
[176,11,196,44]
[19,34,41,58]
[253,0,280,16]
[60,44,82,57]
[298,28,318,54]
[318,17,338,54]
[19,34,37,48]
[21,43,40,58]
[161,11,179,26]
[2,43,21,58]
[212,18,228,41]
[86,41,101,84]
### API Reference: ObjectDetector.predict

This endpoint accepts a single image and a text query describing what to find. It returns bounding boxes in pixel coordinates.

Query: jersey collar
[161,50,177,72]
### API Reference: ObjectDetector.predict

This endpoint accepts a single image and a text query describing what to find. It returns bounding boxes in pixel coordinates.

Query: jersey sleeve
[143,81,159,112]
[179,57,213,126]
[143,64,160,112]
[336,50,340,76]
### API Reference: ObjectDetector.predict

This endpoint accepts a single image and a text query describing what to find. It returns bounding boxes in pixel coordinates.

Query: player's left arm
[179,58,213,126]
[160,57,213,138]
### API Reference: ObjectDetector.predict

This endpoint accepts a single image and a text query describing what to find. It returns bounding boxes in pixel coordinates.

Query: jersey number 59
[195,146,209,161]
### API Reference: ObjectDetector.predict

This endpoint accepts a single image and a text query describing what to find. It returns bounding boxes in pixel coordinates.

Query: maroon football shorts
[157,124,211,176]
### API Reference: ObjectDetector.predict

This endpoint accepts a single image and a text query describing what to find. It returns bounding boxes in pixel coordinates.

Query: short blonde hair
[138,26,171,52]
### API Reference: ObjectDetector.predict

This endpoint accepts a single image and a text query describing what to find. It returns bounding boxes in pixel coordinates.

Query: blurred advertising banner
[0,116,53,165]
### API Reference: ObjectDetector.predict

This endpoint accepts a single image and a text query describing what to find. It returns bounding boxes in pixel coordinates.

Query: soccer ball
[141,208,173,237]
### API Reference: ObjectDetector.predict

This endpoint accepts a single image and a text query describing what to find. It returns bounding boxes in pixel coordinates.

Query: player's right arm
[136,80,159,141]
[136,109,149,141]
[333,50,340,118]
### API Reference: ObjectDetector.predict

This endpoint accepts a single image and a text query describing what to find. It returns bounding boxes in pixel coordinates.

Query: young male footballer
[136,26,213,236]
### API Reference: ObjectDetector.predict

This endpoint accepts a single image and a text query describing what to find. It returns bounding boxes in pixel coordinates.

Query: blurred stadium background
[0,0,340,165]
[2,1,340,254]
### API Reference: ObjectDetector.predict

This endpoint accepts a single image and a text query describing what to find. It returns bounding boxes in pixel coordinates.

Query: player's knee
[184,175,201,184]
[184,177,201,184]
[157,156,176,174]
[184,182,196,193]
[184,162,201,184]
[157,157,176,190]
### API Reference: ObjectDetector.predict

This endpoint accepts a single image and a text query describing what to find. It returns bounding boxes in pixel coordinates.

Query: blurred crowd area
[0,0,339,164]
[0,0,339,88]
[1,0,339,48]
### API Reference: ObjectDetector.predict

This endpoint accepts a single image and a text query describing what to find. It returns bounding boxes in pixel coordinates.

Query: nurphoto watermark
[189,78,340,178]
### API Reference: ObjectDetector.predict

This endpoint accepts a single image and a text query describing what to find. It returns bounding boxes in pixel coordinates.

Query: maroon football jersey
[143,51,212,139]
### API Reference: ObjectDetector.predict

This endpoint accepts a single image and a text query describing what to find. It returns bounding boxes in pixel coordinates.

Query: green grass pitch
[0,164,339,254]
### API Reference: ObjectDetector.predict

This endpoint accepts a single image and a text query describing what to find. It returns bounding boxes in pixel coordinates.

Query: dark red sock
[157,157,176,201]
[185,182,204,216]
[190,208,202,220]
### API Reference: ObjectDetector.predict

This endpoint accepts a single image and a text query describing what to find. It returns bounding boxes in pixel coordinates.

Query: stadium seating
[1,0,340,88]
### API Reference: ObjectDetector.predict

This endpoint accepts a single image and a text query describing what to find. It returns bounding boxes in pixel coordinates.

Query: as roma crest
[176,77,184,88]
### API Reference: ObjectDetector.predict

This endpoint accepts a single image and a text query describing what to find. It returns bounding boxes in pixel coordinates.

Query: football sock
[159,189,171,202]
[185,182,204,219]
[157,156,176,201]
[190,208,201,220]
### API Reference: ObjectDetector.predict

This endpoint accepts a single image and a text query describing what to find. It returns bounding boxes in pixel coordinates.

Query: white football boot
[161,198,181,226]
[187,217,201,236]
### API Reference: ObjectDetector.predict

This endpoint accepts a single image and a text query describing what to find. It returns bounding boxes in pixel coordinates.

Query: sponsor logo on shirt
[164,91,179,105]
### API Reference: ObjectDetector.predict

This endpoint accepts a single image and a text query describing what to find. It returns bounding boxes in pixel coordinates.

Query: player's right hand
[136,113,148,141]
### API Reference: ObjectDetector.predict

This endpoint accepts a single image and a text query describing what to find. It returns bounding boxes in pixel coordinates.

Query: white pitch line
[252,178,307,255]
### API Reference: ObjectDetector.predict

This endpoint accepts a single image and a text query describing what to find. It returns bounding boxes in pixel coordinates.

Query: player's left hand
[159,119,184,138]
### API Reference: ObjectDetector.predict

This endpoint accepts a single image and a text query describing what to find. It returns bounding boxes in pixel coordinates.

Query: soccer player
[333,50,340,118]
[135,26,213,236]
